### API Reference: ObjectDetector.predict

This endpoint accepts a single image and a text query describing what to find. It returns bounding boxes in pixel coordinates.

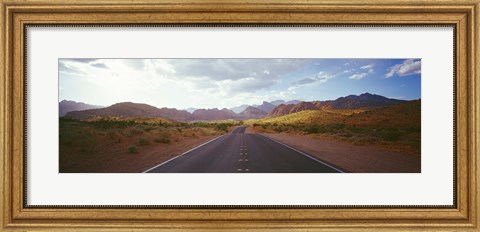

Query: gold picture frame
[1,0,479,230]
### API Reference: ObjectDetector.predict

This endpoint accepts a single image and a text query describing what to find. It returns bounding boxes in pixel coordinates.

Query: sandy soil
[60,134,220,173]
[246,127,420,173]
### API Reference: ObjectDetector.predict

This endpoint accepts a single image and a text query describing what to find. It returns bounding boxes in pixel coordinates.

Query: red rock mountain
[191,108,237,121]
[255,101,277,114]
[64,102,193,122]
[268,93,405,117]
[267,104,295,117]
[238,106,267,119]
[63,93,405,122]
[59,100,102,117]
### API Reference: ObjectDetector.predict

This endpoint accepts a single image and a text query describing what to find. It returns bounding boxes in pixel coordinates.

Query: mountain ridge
[59,100,102,117]
[267,93,405,117]
[63,93,409,122]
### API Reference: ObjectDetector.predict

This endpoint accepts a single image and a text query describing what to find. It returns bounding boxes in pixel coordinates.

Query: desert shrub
[107,131,122,143]
[340,132,353,138]
[131,128,144,135]
[351,136,377,145]
[122,127,144,137]
[97,131,108,137]
[408,139,421,153]
[154,137,170,144]
[81,128,95,137]
[138,137,150,146]
[304,125,320,134]
[90,118,135,129]
[79,137,97,153]
[59,129,77,146]
[273,125,289,133]
[333,123,346,130]
[144,126,156,132]
[196,128,207,136]
[213,123,229,132]
[128,145,138,153]
[348,127,368,133]
[379,128,402,141]
[192,122,208,128]
[122,129,132,137]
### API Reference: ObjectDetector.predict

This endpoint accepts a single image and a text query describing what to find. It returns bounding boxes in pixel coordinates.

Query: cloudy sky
[59,58,421,109]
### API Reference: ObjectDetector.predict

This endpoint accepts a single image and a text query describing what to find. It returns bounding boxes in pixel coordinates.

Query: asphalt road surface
[145,126,343,173]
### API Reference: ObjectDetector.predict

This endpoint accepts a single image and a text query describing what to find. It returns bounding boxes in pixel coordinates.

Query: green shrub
[138,137,150,146]
[333,123,346,130]
[214,123,229,132]
[128,145,138,153]
[273,125,289,133]
[380,129,402,141]
[304,125,320,134]
[107,131,121,142]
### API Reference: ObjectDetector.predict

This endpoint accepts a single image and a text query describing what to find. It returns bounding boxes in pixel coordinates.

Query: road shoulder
[246,127,420,173]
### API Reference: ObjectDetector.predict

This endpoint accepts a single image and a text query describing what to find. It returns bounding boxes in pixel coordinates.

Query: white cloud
[169,59,308,81]
[387,96,404,99]
[385,59,421,78]
[360,64,374,69]
[290,71,334,87]
[59,58,319,109]
[229,77,277,93]
[342,64,373,80]
[316,72,334,83]
[88,61,107,69]
[348,73,368,80]
[122,59,146,71]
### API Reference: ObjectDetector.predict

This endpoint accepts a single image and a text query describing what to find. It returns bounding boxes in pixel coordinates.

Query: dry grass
[246,100,421,155]
[246,109,363,125]
[59,117,240,172]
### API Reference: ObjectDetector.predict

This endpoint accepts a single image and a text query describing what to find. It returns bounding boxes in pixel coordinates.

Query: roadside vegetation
[59,117,243,172]
[60,116,243,154]
[246,100,421,154]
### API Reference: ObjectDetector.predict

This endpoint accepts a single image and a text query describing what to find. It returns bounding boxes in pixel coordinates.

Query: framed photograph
[1,0,479,231]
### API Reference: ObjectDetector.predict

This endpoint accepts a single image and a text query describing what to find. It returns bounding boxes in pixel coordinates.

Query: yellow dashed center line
[238,132,250,172]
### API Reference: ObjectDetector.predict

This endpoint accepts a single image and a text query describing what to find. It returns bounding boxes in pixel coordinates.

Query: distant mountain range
[229,104,250,114]
[59,100,102,117]
[238,106,268,119]
[229,100,302,114]
[64,102,193,121]
[192,108,237,121]
[62,93,409,122]
[268,93,404,117]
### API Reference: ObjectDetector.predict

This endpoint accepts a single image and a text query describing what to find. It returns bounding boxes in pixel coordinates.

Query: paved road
[145,126,343,173]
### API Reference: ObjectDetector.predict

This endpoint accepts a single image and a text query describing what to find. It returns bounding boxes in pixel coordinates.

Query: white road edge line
[258,134,345,173]
[142,133,228,173]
